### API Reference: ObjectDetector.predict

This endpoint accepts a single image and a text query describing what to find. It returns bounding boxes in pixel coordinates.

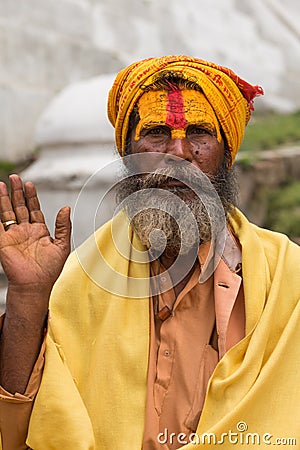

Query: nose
[165,138,193,163]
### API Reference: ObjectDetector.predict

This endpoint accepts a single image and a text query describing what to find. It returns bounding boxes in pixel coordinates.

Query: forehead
[137,88,218,128]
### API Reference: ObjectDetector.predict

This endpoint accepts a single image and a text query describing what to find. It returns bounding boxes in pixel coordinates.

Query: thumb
[54,206,72,253]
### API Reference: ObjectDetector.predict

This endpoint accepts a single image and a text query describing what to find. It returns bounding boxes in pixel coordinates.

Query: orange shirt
[143,230,244,449]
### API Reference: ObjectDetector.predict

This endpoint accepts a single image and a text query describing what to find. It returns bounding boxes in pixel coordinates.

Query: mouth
[158,177,188,189]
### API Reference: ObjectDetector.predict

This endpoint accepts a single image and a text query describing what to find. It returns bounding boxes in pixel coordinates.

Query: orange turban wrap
[107,55,263,164]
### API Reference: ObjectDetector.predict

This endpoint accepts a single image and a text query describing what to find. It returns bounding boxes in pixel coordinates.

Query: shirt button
[164,349,171,357]
[161,276,167,282]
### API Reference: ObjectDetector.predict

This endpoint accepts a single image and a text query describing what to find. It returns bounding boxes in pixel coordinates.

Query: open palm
[0,174,71,291]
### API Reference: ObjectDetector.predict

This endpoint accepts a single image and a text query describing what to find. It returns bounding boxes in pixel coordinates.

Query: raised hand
[0,174,71,291]
[0,174,71,394]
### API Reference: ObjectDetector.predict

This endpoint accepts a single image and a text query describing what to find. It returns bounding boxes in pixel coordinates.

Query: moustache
[133,165,216,197]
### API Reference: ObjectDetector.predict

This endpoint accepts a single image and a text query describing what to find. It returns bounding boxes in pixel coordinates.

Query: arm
[1,287,49,394]
[0,174,71,394]
[0,314,46,450]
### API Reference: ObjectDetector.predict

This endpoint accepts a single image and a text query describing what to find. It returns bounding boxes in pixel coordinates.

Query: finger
[0,180,16,224]
[24,181,45,224]
[10,174,30,224]
[53,206,72,254]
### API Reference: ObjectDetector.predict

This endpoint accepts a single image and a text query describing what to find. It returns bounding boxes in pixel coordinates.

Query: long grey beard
[116,164,237,256]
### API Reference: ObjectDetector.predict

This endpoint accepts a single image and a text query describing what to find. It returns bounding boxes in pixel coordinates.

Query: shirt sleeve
[0,314,46,450]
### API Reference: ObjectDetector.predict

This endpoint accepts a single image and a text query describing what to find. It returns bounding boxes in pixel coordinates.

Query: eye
[146,126,168,136]
[187,125,212,136]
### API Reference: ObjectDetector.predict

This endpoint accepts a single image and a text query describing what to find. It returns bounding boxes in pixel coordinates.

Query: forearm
[0,285,50,394]
[0,313,46,450]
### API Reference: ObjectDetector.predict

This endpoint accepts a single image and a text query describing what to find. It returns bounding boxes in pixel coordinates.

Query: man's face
[130,88,225,177]
[118,88,235,256]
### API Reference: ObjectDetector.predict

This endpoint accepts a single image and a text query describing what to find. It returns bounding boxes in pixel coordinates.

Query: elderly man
[0,55,299,449]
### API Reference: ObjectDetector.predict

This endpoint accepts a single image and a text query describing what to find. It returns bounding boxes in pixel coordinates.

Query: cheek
[131,138,161,154]
[192,142,224,173]
[130,136,142,153]
[130,131,146,153]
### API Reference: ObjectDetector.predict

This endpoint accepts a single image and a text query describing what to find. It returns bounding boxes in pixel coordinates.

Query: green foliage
[266,181,300,238]
[236,152,257,170]
[0,161,17,183]
[240,110,300,153]
[239,110,300,239]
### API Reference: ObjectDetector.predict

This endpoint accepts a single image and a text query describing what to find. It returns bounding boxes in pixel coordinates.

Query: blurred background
[0,0,300,305]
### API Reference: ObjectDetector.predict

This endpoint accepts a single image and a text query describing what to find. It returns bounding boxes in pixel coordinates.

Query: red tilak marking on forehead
[166,89,186,129]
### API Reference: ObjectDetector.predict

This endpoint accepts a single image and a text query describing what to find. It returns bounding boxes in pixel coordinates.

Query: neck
[158,246,199,296]
[159,245,198,270]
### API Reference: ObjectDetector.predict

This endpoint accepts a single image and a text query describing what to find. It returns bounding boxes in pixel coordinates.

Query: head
[108,56,263,255]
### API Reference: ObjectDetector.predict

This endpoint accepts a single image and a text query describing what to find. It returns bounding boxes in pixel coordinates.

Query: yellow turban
[107,55,263,164]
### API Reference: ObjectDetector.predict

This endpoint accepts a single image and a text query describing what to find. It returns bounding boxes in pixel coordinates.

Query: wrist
[5,284,51,321]
[7,281,53,297]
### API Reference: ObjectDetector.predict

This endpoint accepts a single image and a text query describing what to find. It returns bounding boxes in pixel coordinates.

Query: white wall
[0,0,121,162]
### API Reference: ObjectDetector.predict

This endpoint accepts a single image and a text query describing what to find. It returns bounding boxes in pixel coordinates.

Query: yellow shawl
[27,209,300,449]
